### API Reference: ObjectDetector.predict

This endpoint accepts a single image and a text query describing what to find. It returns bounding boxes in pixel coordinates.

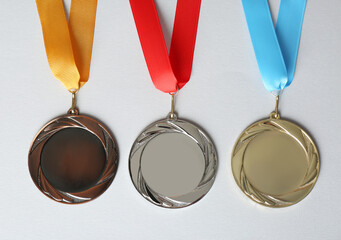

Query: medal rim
[129,117,218,209]
[231,117,320,208]
[28,113,119,204]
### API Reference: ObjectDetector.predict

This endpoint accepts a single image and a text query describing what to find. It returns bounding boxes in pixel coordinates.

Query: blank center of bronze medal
[243,131,308,195]
[141,133,205,197]
[40,128,106,193]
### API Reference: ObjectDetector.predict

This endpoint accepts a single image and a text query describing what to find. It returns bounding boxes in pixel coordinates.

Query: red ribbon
[130,0,201,93]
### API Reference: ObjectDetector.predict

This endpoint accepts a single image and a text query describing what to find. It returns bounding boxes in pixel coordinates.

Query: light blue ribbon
[241,0,307,94]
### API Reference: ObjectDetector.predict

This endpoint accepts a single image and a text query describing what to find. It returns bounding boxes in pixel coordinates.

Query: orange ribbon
[36,0,97,91]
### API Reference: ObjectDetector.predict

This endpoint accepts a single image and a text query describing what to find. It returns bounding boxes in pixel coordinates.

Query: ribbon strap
[242,0,306,93]
[130,0,201,93]
[36,0,97,91]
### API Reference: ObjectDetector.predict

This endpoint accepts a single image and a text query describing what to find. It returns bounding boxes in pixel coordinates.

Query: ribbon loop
[130,0,201,93]
[36,0,97,91]
[242,0,306,93]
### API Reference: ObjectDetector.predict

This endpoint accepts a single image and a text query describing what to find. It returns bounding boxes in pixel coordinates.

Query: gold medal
[236,0,319,207]
[232,97,319,207]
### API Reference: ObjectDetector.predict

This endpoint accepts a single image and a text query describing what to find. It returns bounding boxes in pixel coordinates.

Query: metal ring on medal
[129,118,217,208]
[28,114,118,204]
[231,118,320,207]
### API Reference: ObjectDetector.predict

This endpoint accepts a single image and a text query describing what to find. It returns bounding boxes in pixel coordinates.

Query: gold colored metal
[68,91,79,115]
[270,95,280,119]
[231,117,319,208]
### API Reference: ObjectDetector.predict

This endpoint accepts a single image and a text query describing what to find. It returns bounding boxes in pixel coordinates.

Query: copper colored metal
[28,114,118,204]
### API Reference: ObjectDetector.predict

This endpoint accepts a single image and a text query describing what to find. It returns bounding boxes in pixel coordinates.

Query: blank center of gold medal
[41,128,106,193]
[141,133,205,197]
[243,131,308,195]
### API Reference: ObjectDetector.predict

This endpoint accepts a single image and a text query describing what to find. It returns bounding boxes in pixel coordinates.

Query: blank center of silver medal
[129,117,217,208]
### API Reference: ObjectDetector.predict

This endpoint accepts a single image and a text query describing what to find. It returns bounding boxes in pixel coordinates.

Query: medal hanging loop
[68,90,79,115]
[242,0,307,94]
[270,95,280,119]
[168,87,178,120]
[129,0,201,93]
[35,0,97,91]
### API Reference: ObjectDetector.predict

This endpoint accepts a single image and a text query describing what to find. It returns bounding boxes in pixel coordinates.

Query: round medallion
[231,117,319,207]
[29,114,118,204]
[129,117,217,208]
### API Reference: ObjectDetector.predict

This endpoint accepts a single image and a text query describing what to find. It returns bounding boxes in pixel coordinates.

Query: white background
[1,0,340,239]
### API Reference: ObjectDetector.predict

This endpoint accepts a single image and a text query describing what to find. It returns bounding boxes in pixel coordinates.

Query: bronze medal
[31,0,118,203]
[29,113,118,204]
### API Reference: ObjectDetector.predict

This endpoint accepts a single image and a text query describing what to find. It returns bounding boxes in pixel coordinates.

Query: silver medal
[129,109,217,208]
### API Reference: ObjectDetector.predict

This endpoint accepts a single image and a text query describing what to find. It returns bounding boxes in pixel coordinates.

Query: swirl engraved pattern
[232,118,320,207]
[29,115,118,204]
[129,118,217,208]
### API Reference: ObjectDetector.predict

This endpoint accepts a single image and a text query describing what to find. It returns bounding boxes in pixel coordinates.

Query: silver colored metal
[129,117,217,208]
[168,87,178,120]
